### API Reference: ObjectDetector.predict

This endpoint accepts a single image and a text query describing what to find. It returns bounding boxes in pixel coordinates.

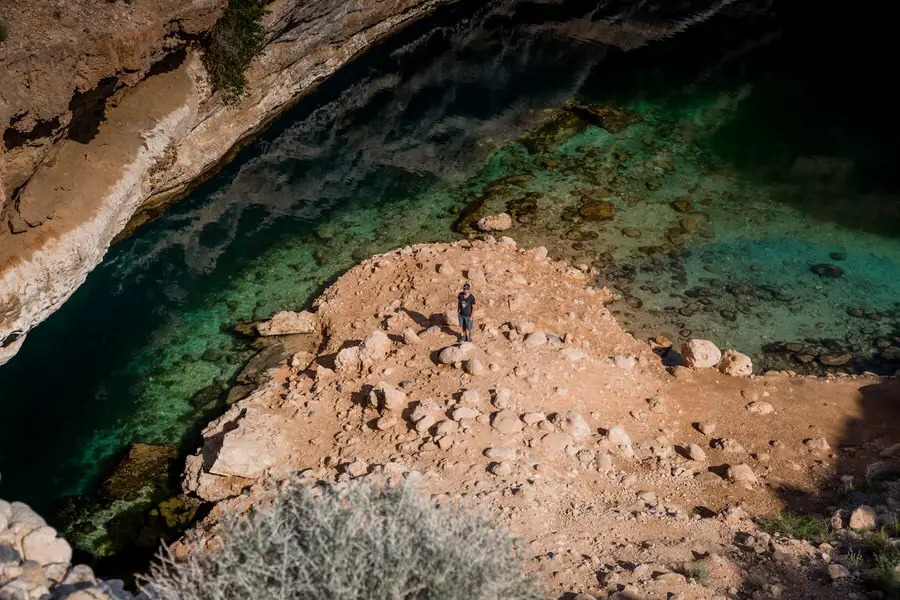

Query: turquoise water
[0,0,898,562]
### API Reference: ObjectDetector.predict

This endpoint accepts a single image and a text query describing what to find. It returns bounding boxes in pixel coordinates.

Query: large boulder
[438,342,475,365]
[21,526,72,566]
[256,311,318,336]
[681,339,722,369]
[718,349,753,376]
[476,213,513,232]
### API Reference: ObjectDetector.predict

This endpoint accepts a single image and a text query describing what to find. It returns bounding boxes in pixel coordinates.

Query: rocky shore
[165,237,899,599]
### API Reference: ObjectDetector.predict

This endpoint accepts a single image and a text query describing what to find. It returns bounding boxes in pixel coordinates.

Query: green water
[0,0,898,564]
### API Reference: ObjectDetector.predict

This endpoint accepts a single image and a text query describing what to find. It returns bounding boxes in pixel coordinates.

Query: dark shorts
[458,314,474,331]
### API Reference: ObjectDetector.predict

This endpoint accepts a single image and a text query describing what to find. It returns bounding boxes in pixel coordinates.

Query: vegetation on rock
[143,482,541,599]
[0,21,7,43]
[202,0,268,104]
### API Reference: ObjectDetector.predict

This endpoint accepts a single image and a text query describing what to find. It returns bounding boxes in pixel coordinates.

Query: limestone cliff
[0,0,454,364]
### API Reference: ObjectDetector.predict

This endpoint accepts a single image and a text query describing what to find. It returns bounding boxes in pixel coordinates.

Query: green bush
[0,22,7,43]
[760,511,830,544]
[202,0,268,104]
[142,482,542,600]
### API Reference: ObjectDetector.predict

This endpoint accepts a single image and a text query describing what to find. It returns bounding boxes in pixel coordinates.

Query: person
[457,282,476,342]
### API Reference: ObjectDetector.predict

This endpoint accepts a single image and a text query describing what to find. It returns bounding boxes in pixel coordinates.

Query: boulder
[476,213,513,232]
[827,564,850,581]
[334,345,361,372]
[451,406,481,421]
[438,343,475,365]
[541,432,574,453]
[726,463,757,485]
[402,328,421,345]
[849,505,877,530]
[463,359,485,376]
[524,331,547,347]
[491,411,524,434]
[256,311,318,336]
[746,401,774,415]
[359,331,391,365]
[377,383,407,412]
[21,526,72,566]
[606,425,631,446]
[555,411,591,441]
[206,408,292,481]
[681,339,722,369]
[686,444,706,461]
[718,349,753,376]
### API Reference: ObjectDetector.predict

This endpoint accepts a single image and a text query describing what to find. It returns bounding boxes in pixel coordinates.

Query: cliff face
[0,0,454,364]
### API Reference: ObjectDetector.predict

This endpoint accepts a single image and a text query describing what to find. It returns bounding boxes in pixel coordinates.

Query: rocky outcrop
[0,0,454,365]
[0,499,140,599]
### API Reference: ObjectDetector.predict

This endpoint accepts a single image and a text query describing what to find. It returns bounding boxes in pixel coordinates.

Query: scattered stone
[726,463,757,485]
[334,345,362,372]
[827,563,851,581]
[523,412,546,425]
[524,331,548,347]
[437,262,455,275]
[377,383,407,412]
[434,420,459,436]
[415,415,437,433]
[681,339,722,369]
[606,425,631,446]
[636,490,657,504]
[21,527,73,566]
[818,353,852,367]
[811,264,844,278]
[718,349,753,376]
[528,246,548,261]
[256,310,318,336]
[460,389,481,405]
[554,411,591,440]
[484,447,519,460]
[463,359,485,376]
[451,407,480,421]
[493,388,513,408]
[541,432,574,453]
[711,438,745,454]
[597,453,613,470]
[359,330,392,364]
[438,342,475,365]
[647,397,666,414]
[746,401,774,415]
[613,355,637,371]
[375,416,399,431]
[686,444,707,461]
[849,505,876,530]
[579,200,616,221]
[477,213,513,232]
[697,422,716,436]
[803,437,831,454]
[671,197,693,213]
[489,462,513,476]
[401,328,421,345]
[491,411,524,434]
[343,459,369,478]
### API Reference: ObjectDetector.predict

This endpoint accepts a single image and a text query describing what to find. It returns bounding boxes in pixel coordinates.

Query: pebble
[463,359,486,376]
[803,437,831,454]
[711,438,745,454]
[811,263,844,278]
[484,447,519,460]
[378,383,407,412]
[489,462,513,476]
[555,411,592,440]
[460,389,480,405]
[434,420,459,436]
[493,388,513,408]
[613,355,637,371]
[522,412,546,425]
[524,331,548,347]
[375,416,399,431]
[541,432,574,453]
[401,327,421,344]
[647,397,666,414]
[636,490,657,503]
[697,422,716,436]
[726,463,757,485]
[451,407,480,421]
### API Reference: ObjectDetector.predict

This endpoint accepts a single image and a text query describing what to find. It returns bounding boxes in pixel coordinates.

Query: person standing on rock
[458,283,476,342]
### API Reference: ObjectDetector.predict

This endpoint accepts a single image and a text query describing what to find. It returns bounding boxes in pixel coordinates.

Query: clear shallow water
[0,0,898,559]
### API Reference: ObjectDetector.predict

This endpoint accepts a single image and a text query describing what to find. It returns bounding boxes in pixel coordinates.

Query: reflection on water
[0,0,897,560]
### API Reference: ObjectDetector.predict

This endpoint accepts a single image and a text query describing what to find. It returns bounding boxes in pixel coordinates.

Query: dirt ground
[176,235,900,600]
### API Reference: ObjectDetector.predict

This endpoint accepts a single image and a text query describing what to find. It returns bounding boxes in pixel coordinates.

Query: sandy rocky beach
[3,233,900,599]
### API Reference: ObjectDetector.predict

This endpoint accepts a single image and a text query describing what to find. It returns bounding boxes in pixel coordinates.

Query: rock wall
[0,0,454,364]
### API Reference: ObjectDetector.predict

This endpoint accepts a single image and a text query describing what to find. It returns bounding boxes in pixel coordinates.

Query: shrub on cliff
[0,22,7,43]
[143,482,542,599]
[202,0,268,104]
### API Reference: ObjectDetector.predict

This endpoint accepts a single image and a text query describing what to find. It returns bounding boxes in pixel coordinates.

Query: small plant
[746,570,769,591]
[142,481,542,599]
[871,552,900,596]
[678,561,710,584]
[761,511,830,544]
[845,550,864,571]
[202,0,268,104]
[0,21,7,43]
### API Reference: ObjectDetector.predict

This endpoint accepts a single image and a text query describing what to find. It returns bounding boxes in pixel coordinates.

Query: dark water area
[0,0,898,564]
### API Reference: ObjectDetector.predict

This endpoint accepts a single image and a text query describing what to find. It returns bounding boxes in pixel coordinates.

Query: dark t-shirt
[458,292,475,318]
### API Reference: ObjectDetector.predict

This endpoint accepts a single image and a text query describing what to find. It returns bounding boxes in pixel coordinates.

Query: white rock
[493,388,513,408]
[524,331,547,347]
[711,438,745,454]
[438,343,475,365]
[415,415,436,433]
[606,425,631,446]
[562,348,587,361]
[746,401,774,415]
[698,422,716,436]
[849,505,877,530]
[402,328,421,345]
[463,359,485,376]
[727,463,757,485]
[681,339,722,369]
[359,331,392,364]
[528,246,548,261]
[375,416,399,431]
[460,389,480,405]
[686,444,707,461]
[541,432,574,453]
[491,410,523,434]
[21,526,72,566]
[334,345,361,372]
[556,411,591,440]
[476,213,513,232]
[718,349,753,376]
[256,310,318,336]
[484,447,519,460]
[489,462,513,476]
[435,420,460,435]
[613,355,637,371]
[522,412,546,425]
[804,437,831,454]
[377,383,407,412]
[451,406,480,421]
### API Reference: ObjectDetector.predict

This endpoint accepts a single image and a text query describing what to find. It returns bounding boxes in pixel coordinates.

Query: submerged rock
[99,443,179,502]
[810,263,844,278]
[476,213,513,232]
[578,200,616,221]
[567,102,643,133]
[519,108,587,154]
